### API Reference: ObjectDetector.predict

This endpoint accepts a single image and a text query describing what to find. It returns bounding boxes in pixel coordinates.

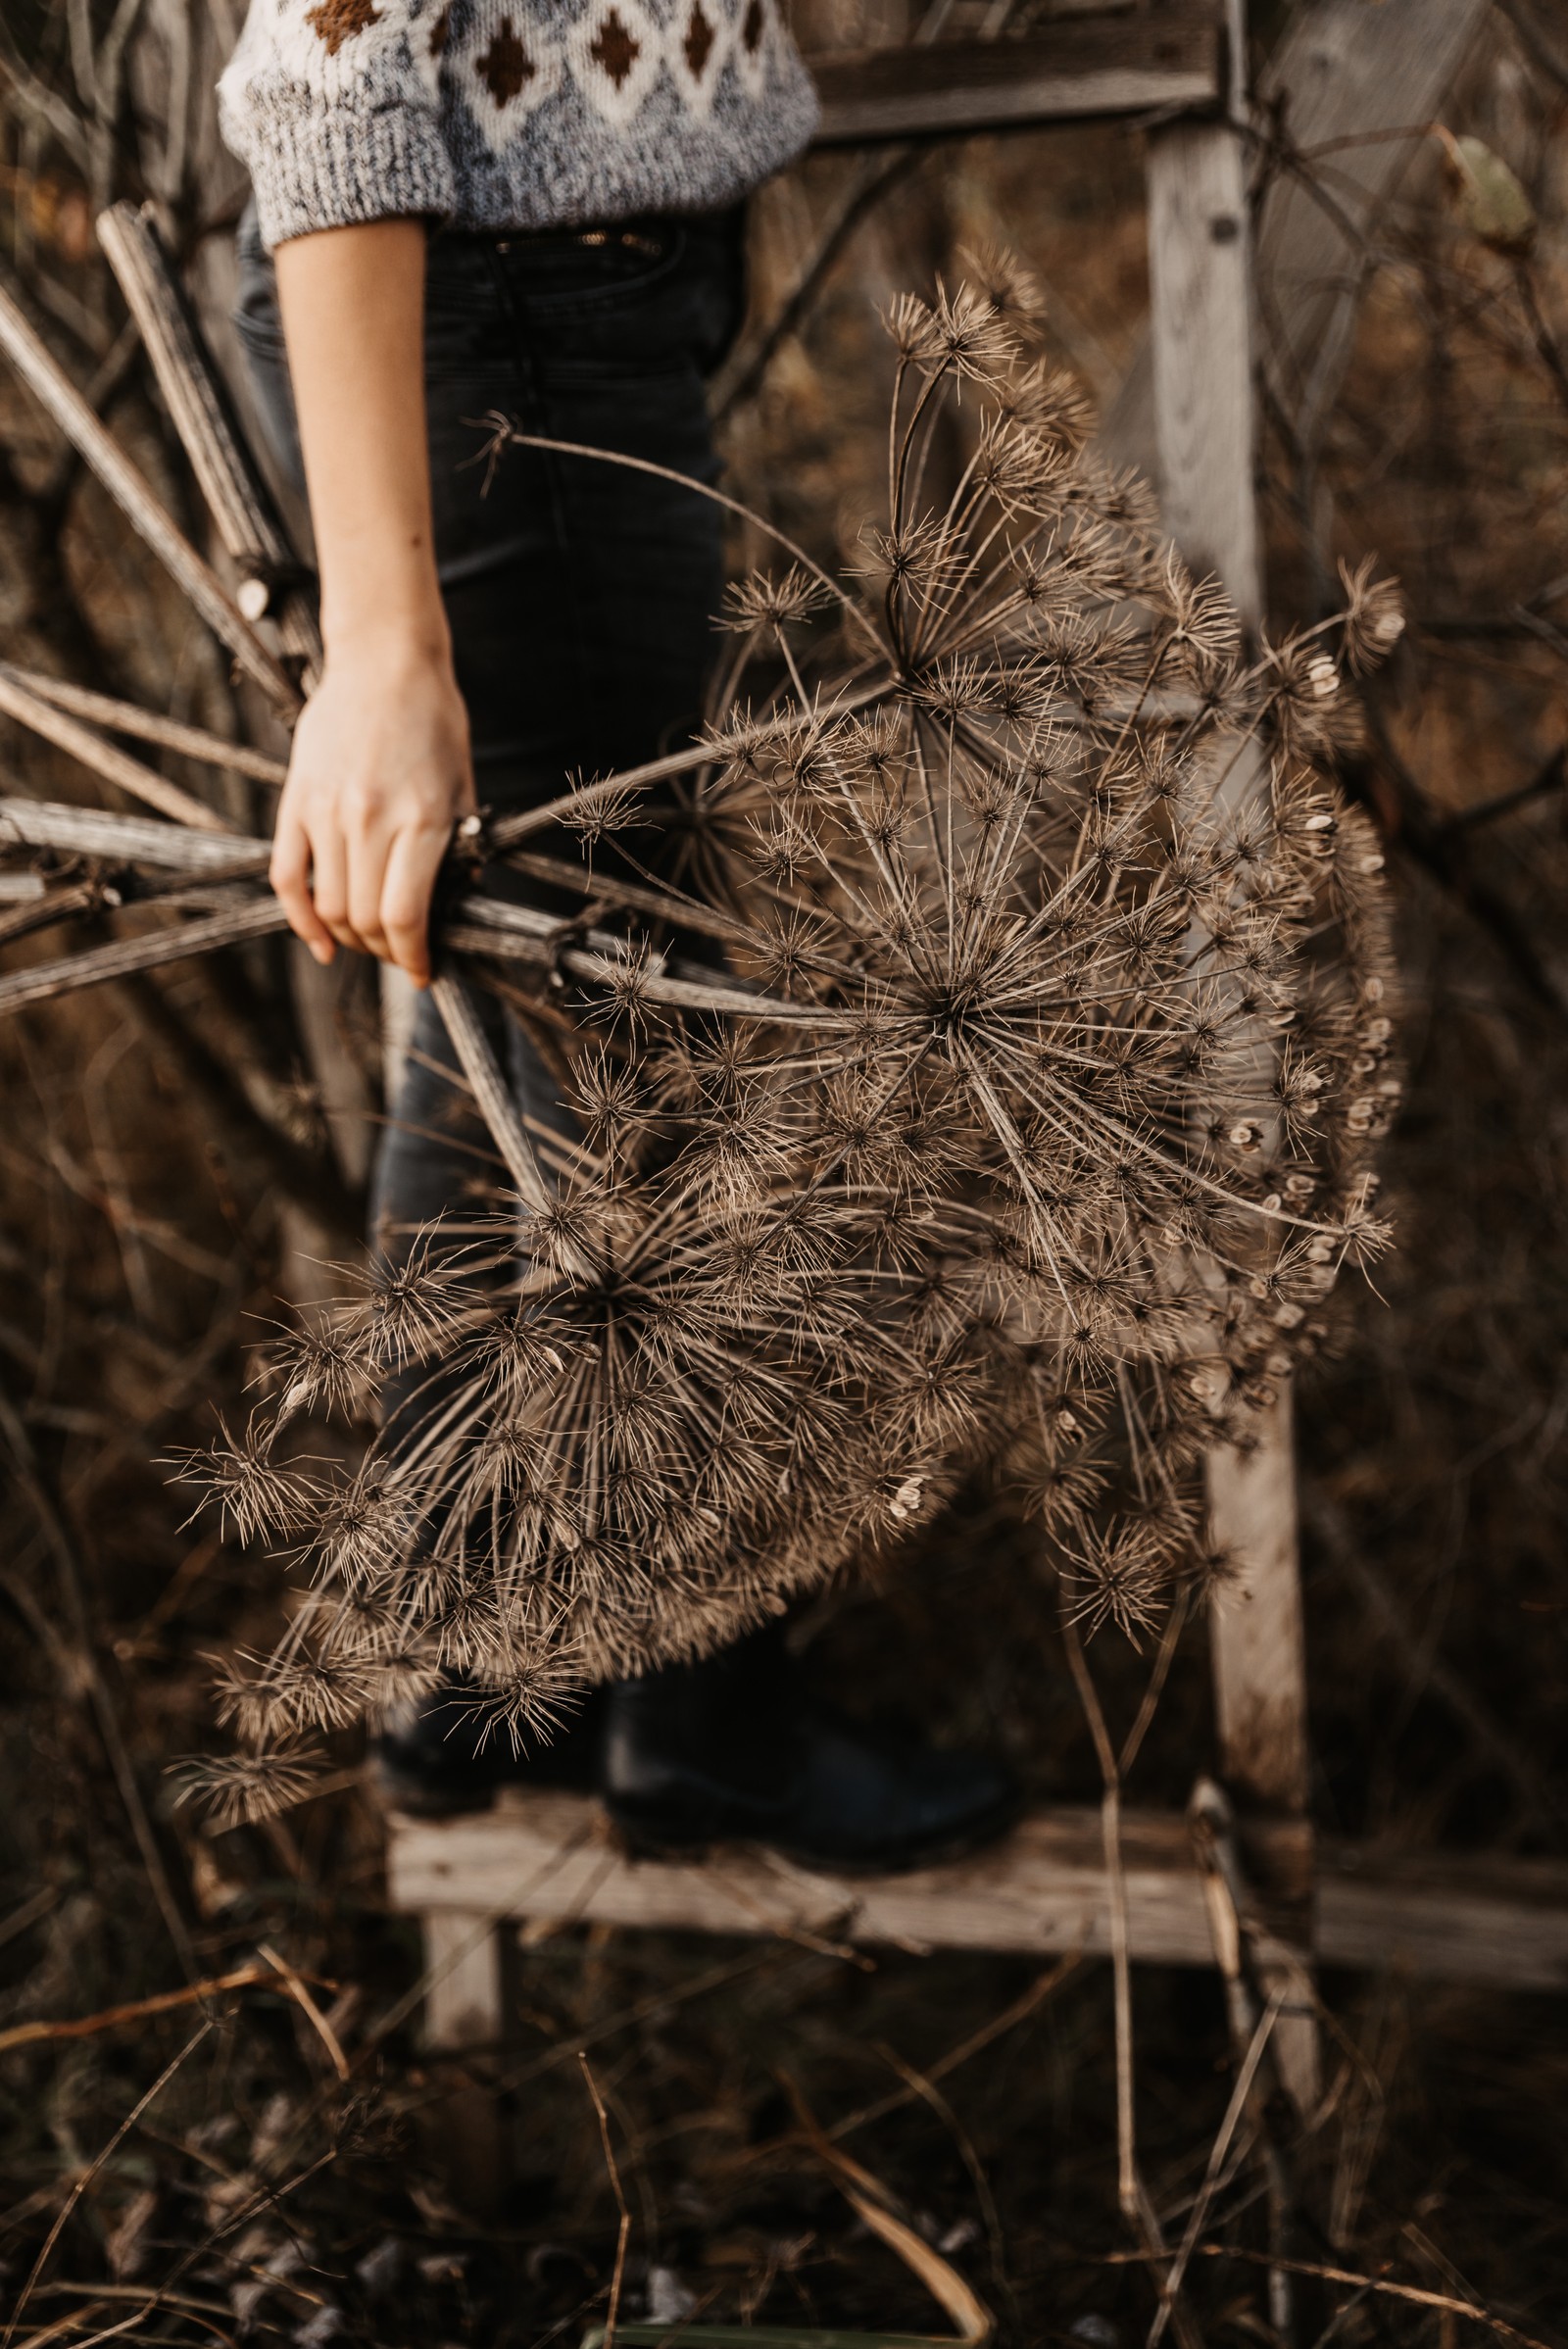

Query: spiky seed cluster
[179,253,1401,1817]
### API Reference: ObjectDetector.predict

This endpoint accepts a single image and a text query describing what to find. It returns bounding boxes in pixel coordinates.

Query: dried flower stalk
[0,256,1402,1819]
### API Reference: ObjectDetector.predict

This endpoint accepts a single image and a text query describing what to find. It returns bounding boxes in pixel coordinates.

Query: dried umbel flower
[1338,554,1406,675]
[958,238,1050,339]
[259,1318,375,1424]
[170,1744,324,1832]
[356,1239,474,1370]
[1060,1520,1169,1644]
[171,1417,320,1546]
[173,248,1400,1818]
[718,563,840,636]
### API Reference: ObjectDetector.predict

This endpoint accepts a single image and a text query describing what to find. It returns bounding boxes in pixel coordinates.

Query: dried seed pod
[169,265,1401,1818]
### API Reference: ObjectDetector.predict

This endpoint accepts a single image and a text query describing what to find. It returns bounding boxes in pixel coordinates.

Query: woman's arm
[270,219,473,988]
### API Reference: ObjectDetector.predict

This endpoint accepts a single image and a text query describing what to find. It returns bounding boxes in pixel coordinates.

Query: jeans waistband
[437,208,740,256]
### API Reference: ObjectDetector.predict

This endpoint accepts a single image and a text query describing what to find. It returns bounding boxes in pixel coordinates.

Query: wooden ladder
[382,0,1568,2097]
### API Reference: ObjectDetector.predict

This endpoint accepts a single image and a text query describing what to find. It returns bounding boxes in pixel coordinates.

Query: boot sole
[608,1789,1023,1879]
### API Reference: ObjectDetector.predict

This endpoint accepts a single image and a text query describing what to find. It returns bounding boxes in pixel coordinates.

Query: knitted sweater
[219,0,819,249]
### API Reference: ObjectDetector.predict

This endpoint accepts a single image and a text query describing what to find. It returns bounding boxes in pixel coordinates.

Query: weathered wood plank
[416,1911,510,2203]
[392,1796,1236,1968]
[1318,1849,1568,1995]
[808,10,1222,144]
[1145,113,1315,1846]
[421,1908,507,2048]
[1144,99,1327,2111]
[1147,116,1262,621]
[1205,1388,1311,1818]
[387,1796,1568,1994]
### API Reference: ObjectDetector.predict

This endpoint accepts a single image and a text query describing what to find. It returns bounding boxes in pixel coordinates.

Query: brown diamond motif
[741,0,764,52]
[427,2,450,54]
[683,1,714,78]
[590,8,641,87]
[305,0,381,55]
[477,19,536,103]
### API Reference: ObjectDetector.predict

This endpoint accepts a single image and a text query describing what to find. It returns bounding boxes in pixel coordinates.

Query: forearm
[268,220,472,986]
[275,219,447,661]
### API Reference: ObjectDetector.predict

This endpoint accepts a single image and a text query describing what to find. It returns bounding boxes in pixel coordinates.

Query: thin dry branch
[784,2077,994,2345]
[0,1960,334,2056]
[427,971,551,1211]
[0,665,236,832]
[95,200,323,681]
[578,2054,631,2349]
[483,680,890,853]
[1107,2244,1558,2349]
[2,2023,214,2349]
[713,145,925,420]
[0,796,262,868]
[0,664,288,785]
[1061,1612,1203,2349]
[0,277,297,711]
[0,897,286,1015]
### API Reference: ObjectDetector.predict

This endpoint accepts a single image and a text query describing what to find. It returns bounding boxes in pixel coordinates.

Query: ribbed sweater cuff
[242,100,457,249]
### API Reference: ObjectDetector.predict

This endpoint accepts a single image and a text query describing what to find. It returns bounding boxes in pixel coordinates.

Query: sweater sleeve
[218,0,456,250]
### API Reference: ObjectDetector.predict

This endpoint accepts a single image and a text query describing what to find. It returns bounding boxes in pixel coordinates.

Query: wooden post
[417,1910,509,2211]
[1145,70,1321,2113]
[1147,128,1260,619]
[422,1909,506,2049]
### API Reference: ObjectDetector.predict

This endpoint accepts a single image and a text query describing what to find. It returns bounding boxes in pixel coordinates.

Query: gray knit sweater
[219,0,819,249]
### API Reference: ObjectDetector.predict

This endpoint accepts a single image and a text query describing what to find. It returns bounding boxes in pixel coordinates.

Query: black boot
[601,1627,1019,1874]
[375,1679,606,1817]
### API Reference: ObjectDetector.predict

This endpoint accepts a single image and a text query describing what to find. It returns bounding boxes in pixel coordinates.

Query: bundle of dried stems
[0,249,1404,1822]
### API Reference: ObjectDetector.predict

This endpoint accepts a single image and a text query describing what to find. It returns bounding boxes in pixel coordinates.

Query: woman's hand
[271,219,466,987]
[270,632,474,987]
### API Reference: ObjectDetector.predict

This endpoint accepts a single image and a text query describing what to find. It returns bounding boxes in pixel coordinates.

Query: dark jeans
[236,211,753,1749]
[234,203,744,1255]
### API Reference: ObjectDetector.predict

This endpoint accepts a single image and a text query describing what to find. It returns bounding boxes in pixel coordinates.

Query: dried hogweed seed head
[1337,556,1406,675]
[184,262,1398,1806]
[170,1745,325,1832]
[958,238,1049,339]
[171,1415,319,1546]
[719,563,839,634]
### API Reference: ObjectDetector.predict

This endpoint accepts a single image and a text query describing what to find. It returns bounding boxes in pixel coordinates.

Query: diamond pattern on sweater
[733,0,773,99]
[455,8,561,143]
[570,0,661,125]
[478,18,535,101]
[589,8,638,85]
[305,0,381,54]
[670,0,722,114]
[220,0,821,247]
[684,3,714,77]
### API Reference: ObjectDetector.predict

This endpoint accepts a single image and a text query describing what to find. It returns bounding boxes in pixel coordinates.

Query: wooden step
[806,7,1223,146]
[386,1793,1568,1996]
